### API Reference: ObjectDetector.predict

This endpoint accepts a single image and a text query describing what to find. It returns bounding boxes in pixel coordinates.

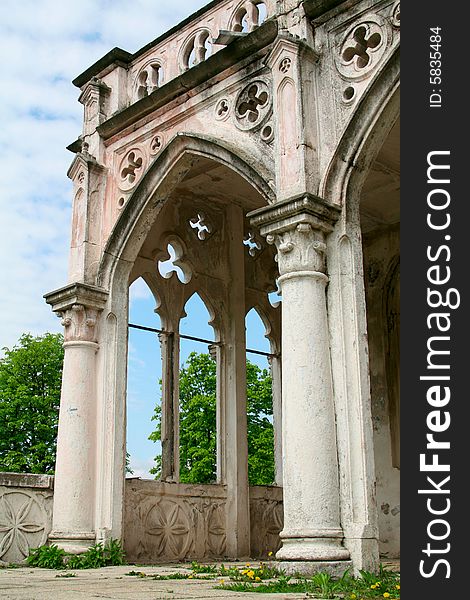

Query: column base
[277,535,351,561]
[277,560,353,577]
[48,530,96,554]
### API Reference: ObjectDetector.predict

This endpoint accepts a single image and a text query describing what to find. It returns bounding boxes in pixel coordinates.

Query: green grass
[215,565,400,599]
[27,539,124,570]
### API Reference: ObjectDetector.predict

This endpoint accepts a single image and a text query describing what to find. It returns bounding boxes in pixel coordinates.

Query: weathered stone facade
[40,0,399,573]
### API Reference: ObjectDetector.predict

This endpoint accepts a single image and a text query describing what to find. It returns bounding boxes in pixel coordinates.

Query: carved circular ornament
[0,491,48,564]
[279,57,292,73]
[234,80,271,131]
[336,19,387,80]
[118,147,145,191]
[215,98,231,121]
[145,500,191,559]
[149,134,164,156]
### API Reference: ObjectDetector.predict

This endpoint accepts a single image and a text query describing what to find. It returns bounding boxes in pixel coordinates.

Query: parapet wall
[0,473,282,564]
[123,479,283,563]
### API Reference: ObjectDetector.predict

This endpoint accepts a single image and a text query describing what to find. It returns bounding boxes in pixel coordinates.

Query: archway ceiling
[176,158,266,211]
[360,119,400,234]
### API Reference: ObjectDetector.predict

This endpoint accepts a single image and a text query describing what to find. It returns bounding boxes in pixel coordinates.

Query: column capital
[44,282,108,343]
[248,193,340,236]
[248,194,340,276]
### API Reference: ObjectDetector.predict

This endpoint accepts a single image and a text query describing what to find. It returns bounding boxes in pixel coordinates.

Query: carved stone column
[44,283,108,553]
[249,195,351,573]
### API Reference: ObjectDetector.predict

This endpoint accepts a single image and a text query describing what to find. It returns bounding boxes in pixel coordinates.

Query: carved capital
[44,282,108,343]
[267,223,327,275]
[57,304,100,343]
[248,193,340,276]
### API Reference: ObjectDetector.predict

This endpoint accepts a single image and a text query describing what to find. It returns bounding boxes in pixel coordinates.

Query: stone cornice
[44,282,109,313]
[248,193,341,236]
[302,0,358,23]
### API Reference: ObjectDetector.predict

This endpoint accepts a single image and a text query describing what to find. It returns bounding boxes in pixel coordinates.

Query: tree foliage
[0,333,64,473]
[149,352,275,485]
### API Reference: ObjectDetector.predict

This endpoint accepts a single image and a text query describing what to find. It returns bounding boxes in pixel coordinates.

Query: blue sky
[127,283,271,477]
[0,0,212,350]
[0,0,274,478]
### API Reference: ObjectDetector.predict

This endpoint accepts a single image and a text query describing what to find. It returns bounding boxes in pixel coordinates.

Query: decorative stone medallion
[0,491,49,564]
[234,80,271,131]
[118,148,145,191]
[145,500,191,559]
[149,134,164,156]
[336,19,387,80]
[215,98,230,121]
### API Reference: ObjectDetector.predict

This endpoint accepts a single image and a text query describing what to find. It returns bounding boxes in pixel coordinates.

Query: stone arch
[321,43,400,570]
[98,133,275,291]
[321,45,400,207]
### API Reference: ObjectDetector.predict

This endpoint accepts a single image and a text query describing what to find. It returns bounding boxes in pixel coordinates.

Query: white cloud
[0,0,205,350]
[126,455,158,480]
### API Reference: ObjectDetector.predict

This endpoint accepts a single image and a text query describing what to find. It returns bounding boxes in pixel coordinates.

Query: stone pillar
[44,283,108,553]
[223,203,250,558]
[249,195,351,574]
[159,330,180,482]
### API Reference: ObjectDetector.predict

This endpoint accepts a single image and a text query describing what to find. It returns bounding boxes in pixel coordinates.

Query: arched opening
[178,293,217,484]
[105,139,281,563]
[245,308,275,486]
[126,278,162,479]
[361,118,400,559]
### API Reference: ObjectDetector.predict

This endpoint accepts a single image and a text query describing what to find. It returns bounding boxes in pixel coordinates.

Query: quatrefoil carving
[342,26,381,68]
[158,240,192,284]
[119,148,145,191]
[235,81,271,131]
[189,212,213,240]
[337,20,386,80]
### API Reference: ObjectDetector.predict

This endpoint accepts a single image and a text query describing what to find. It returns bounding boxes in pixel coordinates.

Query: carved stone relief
[57,304,100,343]
[249,491,283,558]
[336,19,387,81]
[234,80,272,131]
[123,480,282,563]
[119,148,145,191]
[124,481,228,563]
[267,223,327,276]
[0,488,53,565]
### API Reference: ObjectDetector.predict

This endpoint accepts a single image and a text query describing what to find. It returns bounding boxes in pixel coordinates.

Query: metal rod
[128,322,279,358]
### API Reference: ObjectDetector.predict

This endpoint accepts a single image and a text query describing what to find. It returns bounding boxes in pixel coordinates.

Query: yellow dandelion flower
[255,576,261,582]
[350,594,357,599]
[268,551,273,557]
[383,594,391,599]
[245,563,250,567]
[247,570,255,578]
[395,584,400,590]
[188,575,193,579]
[371,584,377,589]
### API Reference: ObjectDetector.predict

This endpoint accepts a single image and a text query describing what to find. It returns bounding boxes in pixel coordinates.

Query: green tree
[149,352,275,485]
[0,333,64,473]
